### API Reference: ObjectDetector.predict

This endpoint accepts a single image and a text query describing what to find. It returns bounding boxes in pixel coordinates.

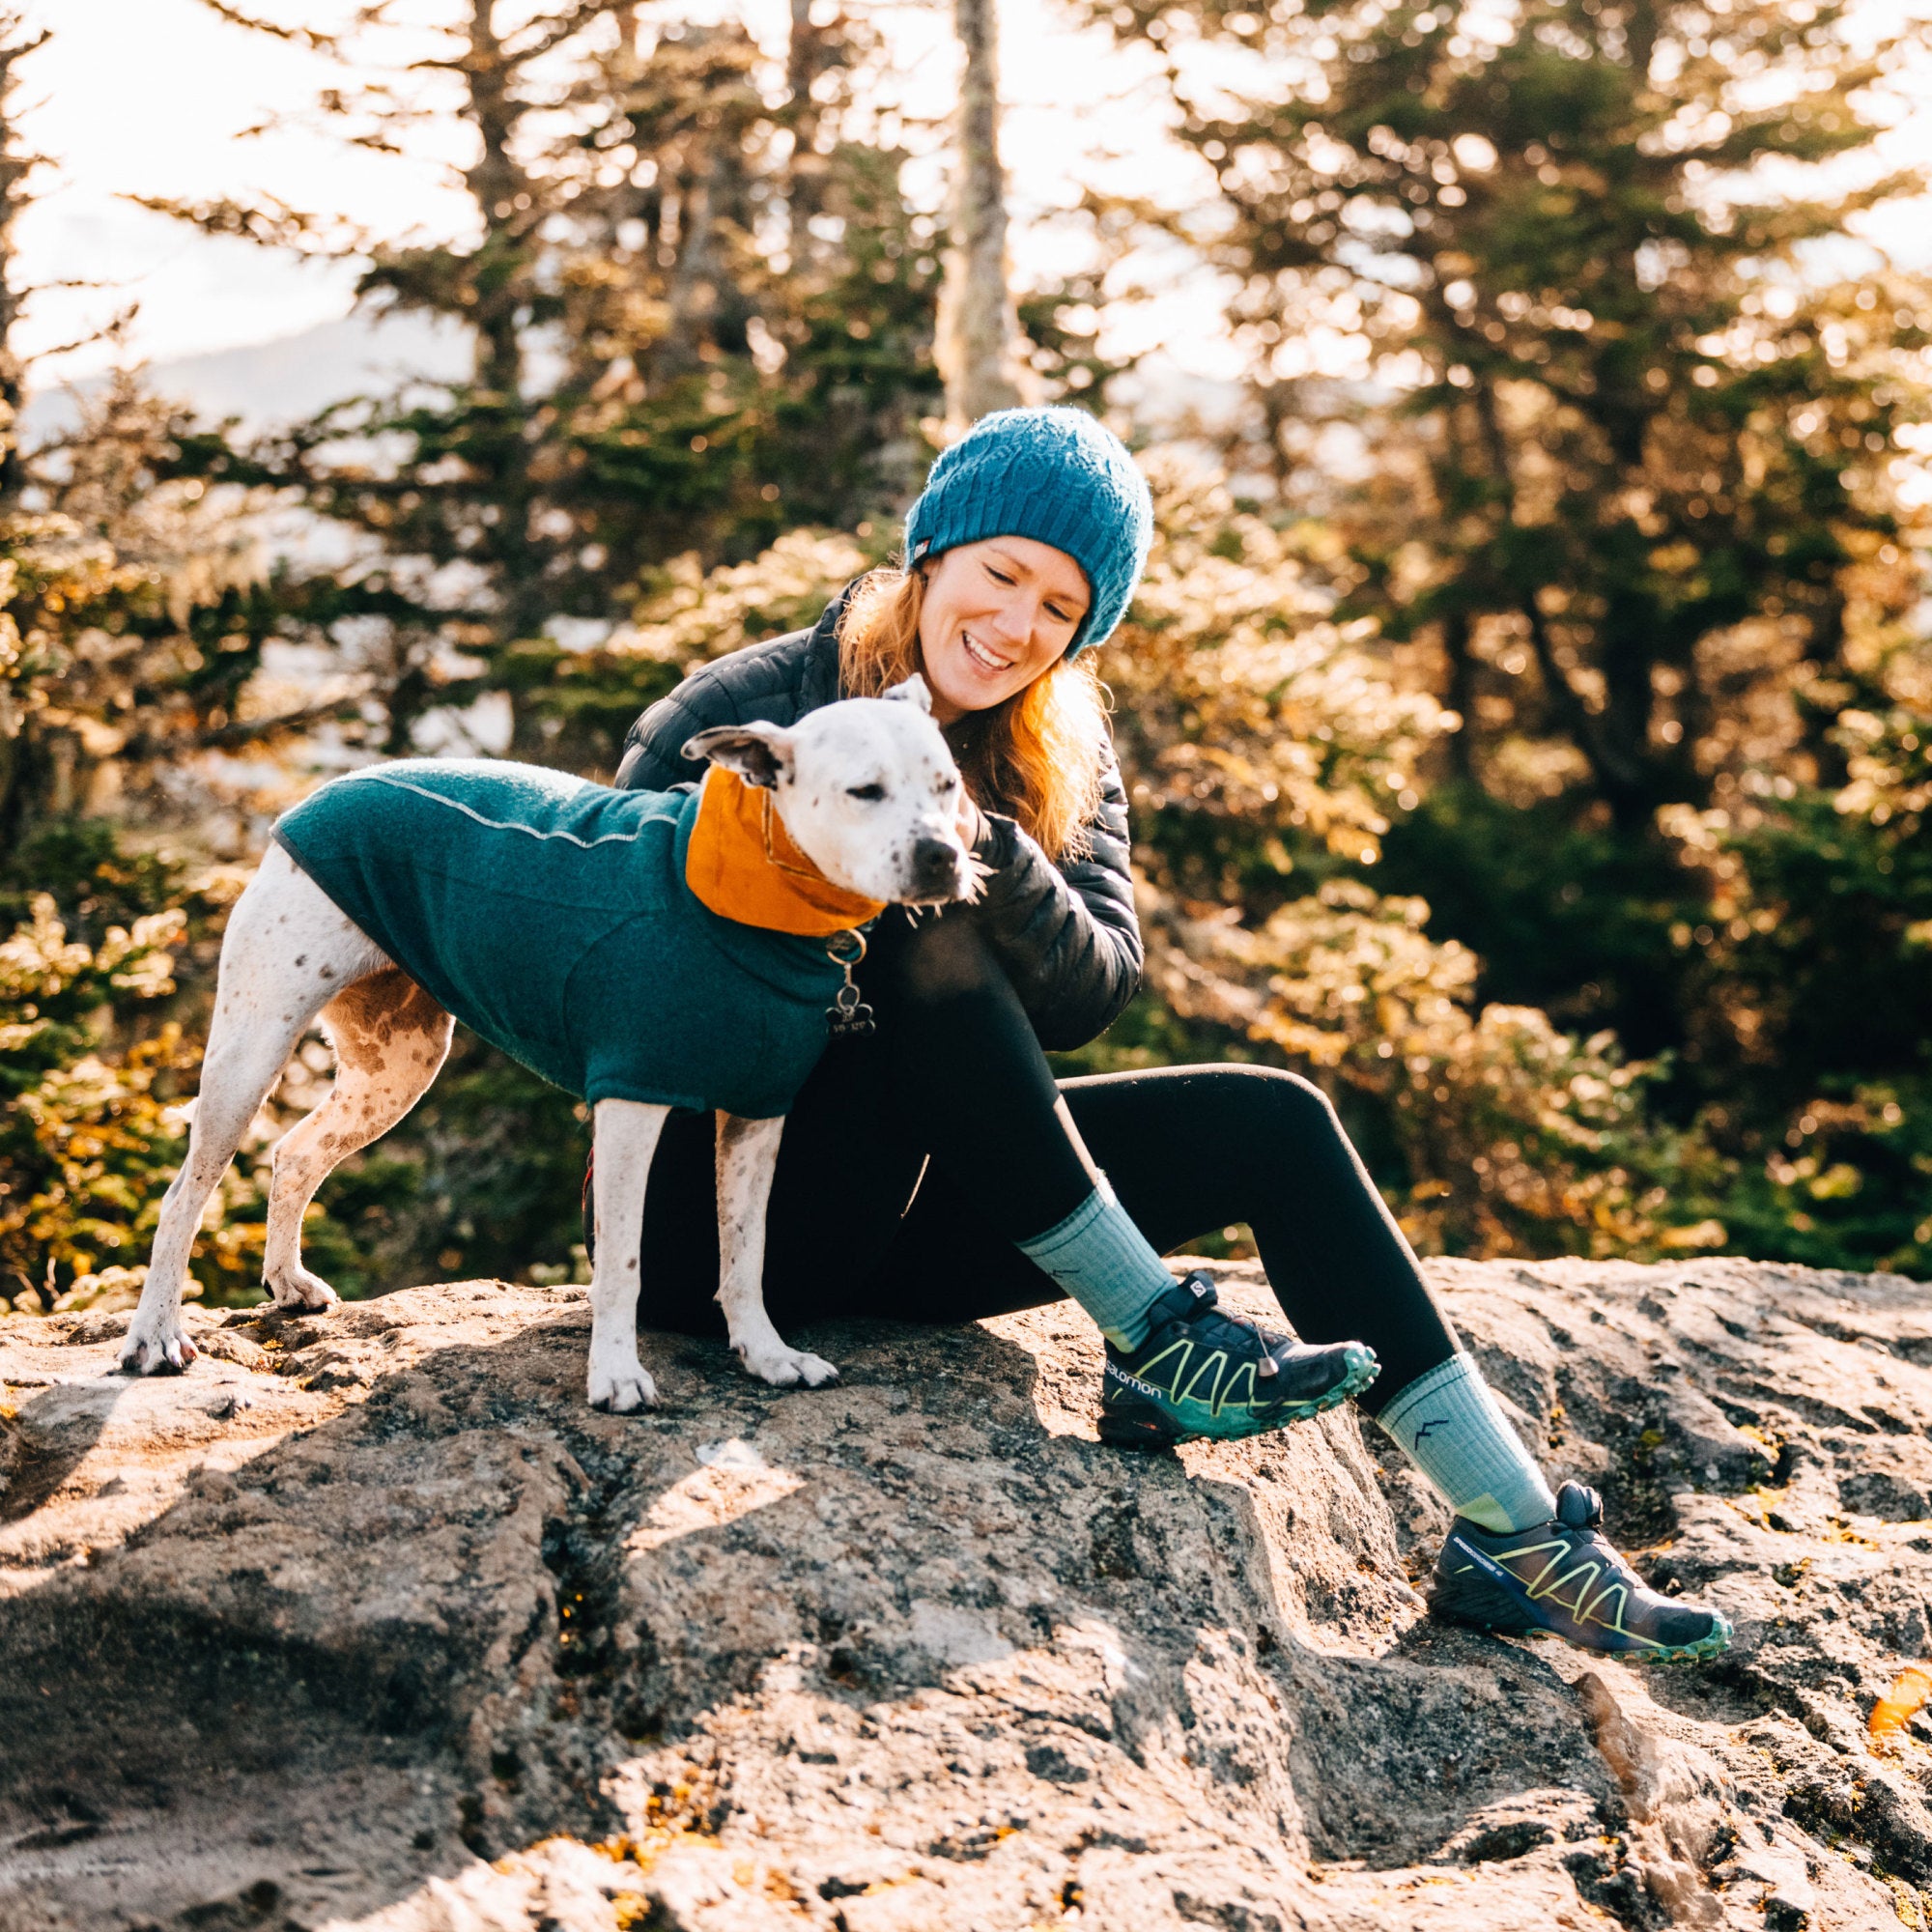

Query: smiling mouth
[960,629,1014,675]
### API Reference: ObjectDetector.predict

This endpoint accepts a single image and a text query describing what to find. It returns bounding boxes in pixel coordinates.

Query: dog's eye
[847,783,886,803]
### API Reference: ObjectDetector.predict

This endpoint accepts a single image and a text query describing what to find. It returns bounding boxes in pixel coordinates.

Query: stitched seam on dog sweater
[273,758,846,1119]
[352,770,656,849]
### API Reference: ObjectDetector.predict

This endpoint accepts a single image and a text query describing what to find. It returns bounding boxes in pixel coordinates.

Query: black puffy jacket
[613,584,1143,1050]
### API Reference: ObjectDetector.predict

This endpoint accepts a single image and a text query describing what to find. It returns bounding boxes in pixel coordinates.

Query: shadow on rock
[3,1259,1932,1929]
[1,1376,128,1525]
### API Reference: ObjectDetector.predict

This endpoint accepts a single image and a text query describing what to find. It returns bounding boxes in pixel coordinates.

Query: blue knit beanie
[903,407,1153,654]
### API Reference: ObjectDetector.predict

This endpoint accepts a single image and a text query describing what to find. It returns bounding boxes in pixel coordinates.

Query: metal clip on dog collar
[825,928,875,1037]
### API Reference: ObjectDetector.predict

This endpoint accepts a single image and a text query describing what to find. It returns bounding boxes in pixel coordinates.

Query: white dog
[121,676,972,1411]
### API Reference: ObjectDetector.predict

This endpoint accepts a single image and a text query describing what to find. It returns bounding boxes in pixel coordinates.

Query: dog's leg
[586,1098,669,1413]
[125,848,389,1375]
[262,970,454,1312]
[714,1113,838,1388]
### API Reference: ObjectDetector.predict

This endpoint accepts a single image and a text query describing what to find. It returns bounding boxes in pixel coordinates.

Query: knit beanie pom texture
[902,407,1153,653]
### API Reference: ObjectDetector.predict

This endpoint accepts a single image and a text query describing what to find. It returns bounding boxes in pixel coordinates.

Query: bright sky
[14,0,1227,389]
[14,0,1932,394]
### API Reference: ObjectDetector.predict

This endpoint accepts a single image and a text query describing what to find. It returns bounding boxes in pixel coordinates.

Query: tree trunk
[0,18,46,509]
[935,0,1026,431]
[1465,375,1657,829]
[459,0,527,403]
[1440,609,1476,784]
[0,14,45,850]
[786,0,829,271]
[1794,585,1853,790]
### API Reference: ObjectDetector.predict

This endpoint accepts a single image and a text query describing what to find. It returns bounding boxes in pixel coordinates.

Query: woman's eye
[985,566,1014,585]
[847,782,886,802]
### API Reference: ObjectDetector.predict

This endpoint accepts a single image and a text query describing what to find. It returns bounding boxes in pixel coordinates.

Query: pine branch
[21,305,139,367]
[507,0,631,65]
[126,193,369,260]
[121,695,367,761]
[0,23,48,71]
[191,2,339,54]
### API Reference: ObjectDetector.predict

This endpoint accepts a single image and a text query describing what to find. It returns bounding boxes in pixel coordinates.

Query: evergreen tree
[157,0,943,771]
[1090,0,1932,1271]
[1091,0,1926,831]
[0,0,367,862]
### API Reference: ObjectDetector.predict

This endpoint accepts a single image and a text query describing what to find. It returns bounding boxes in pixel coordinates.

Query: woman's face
[916,536,1091,724]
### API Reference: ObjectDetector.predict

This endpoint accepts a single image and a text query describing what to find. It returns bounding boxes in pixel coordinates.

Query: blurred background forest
[6,0,1932,1316]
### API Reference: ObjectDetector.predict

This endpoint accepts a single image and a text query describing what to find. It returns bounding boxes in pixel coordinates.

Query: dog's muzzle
[910,836,970,902]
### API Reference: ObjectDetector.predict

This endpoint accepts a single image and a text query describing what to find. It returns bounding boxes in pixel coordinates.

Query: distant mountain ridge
[23,308,470,440]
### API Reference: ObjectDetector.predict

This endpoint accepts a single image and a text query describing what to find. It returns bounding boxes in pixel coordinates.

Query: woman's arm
[614,681,722,793]
[613,628,825,792]
[615,622,1143,1050]
[963,747,1143,1051]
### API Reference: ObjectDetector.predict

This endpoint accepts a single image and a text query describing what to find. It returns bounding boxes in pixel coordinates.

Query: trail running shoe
[1098,1271,1379,1448]
[1429,1480,1733,1663]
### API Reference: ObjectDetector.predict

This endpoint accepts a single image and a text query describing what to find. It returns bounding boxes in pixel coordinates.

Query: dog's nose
[911,836,963,896]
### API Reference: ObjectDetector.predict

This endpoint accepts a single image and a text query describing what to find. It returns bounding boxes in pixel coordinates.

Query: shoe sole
[1430,1600,1735,1664]
[1098,1344,1380,1449]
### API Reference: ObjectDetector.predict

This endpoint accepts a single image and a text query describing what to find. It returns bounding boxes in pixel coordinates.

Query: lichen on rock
[3,1258,1932,1928]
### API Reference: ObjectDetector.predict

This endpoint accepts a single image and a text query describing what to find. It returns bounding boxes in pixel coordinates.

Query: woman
[611,408,1730,1664]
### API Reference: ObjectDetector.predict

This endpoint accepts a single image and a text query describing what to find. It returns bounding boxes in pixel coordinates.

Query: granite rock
[2,1258,1931,1929]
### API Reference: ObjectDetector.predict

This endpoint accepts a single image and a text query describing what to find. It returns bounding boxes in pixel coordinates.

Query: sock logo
[1413,1416,1453,1445]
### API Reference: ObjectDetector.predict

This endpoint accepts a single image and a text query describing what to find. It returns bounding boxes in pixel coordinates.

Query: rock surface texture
[5,1259,1932,1929]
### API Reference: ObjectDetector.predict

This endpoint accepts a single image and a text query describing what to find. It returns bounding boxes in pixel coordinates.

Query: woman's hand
[956,786,986,850]
[955,786,1014,871]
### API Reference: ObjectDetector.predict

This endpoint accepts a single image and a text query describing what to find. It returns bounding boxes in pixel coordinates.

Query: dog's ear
[681,723,795,789]
[881,672,932,714]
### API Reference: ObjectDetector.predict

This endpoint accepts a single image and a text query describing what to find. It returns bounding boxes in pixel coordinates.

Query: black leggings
[627,913,1461,1413]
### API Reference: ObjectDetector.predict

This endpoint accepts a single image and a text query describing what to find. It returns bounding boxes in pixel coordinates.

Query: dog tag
[828,981,876,1037]
[825,929,876,1038]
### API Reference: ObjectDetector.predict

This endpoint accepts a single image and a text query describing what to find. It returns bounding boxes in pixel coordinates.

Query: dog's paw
[790,1350,839,1388]
[119,1318,199,1377]
[737,1342,840,1390]
[266,1267,339,1315]
[587,1356,658,1414]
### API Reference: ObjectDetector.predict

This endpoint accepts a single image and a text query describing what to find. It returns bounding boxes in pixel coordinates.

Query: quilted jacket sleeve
[614,680,724,794]
[965,746,1143,1051]
[612,632,814,793]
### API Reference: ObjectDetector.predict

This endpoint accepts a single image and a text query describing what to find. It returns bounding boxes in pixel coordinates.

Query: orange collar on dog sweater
[684,765,887,936]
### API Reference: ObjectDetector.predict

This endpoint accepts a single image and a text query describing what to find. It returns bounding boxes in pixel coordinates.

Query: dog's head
[681,675,977,907]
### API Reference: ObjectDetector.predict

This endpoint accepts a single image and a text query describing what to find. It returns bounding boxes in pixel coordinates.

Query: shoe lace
[1175,1271,1283,1379]
[1551,1486,1654,1599]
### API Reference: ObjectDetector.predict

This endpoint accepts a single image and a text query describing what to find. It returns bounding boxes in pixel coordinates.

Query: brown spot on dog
[263,971,453,1298]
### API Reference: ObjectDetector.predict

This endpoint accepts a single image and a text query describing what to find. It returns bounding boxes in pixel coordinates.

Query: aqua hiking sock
[1016,1180,1175,1350]
[1375,1352,1558,1534]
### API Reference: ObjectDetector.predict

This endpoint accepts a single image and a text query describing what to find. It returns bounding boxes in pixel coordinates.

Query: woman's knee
[882,908,1004,1006]
[1214,1064,1346,1143]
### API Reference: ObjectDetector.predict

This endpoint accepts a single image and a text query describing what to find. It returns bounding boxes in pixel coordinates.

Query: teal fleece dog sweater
[272,759,852,1120]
